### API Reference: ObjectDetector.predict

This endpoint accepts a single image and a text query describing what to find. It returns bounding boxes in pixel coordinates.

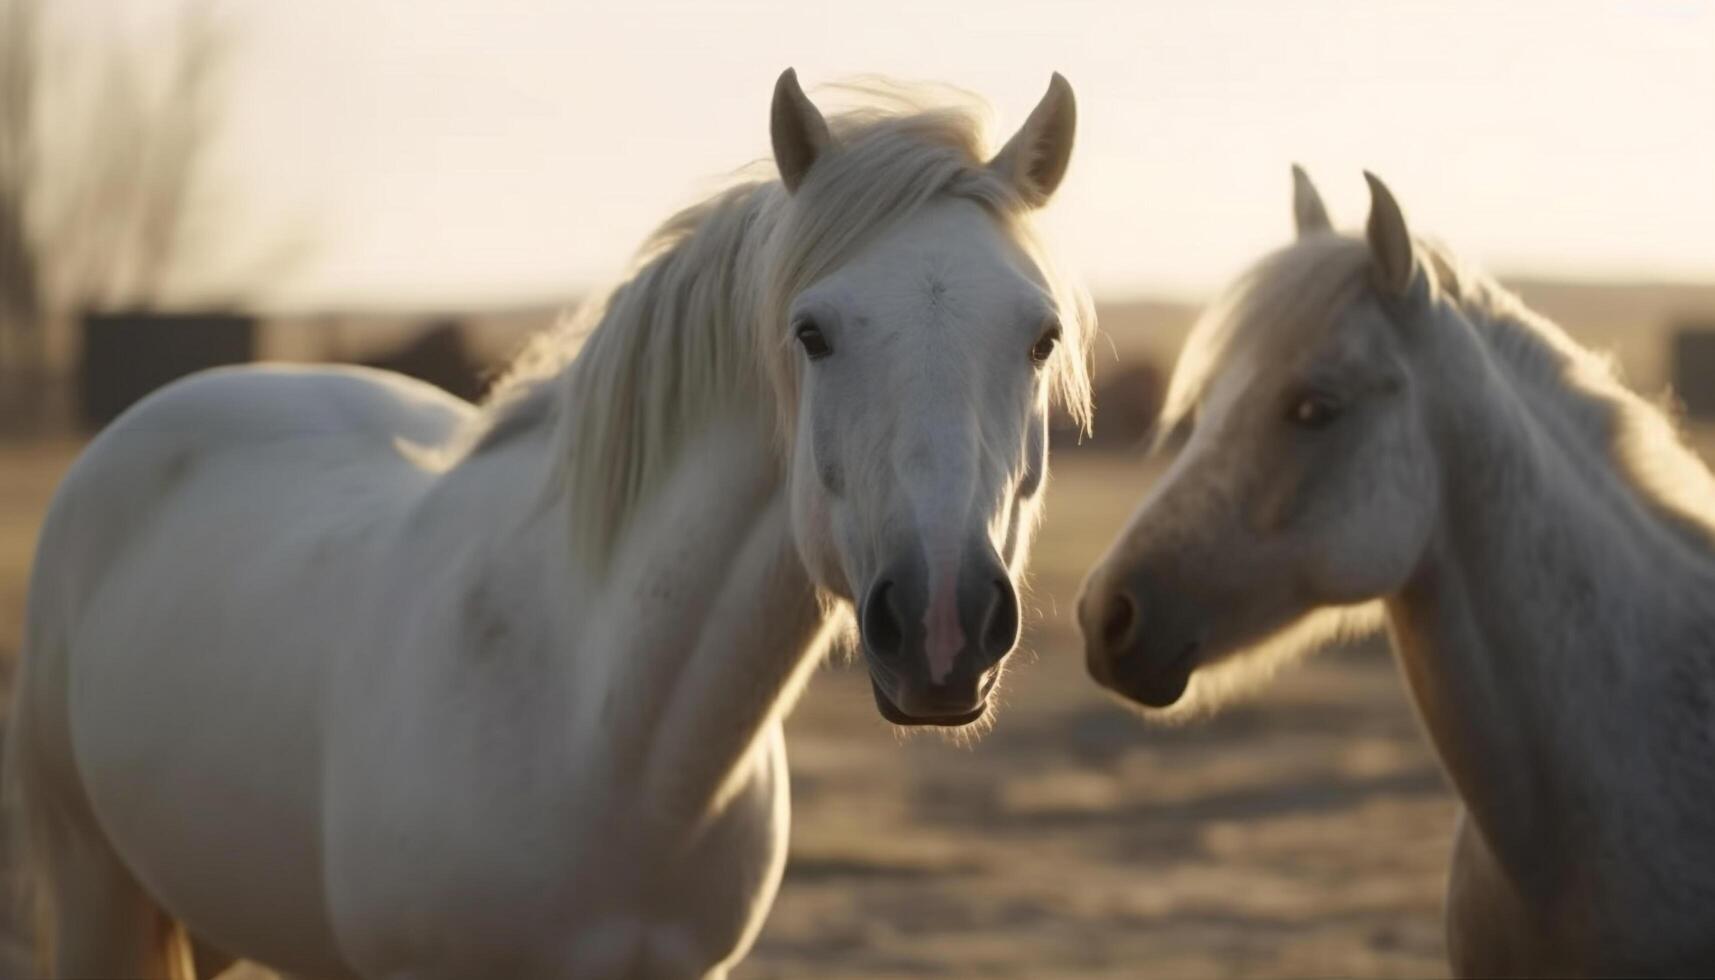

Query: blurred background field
[3,0,1715,975]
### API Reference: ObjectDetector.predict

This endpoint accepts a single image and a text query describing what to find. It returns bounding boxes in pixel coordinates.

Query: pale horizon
[53,0,1715,312]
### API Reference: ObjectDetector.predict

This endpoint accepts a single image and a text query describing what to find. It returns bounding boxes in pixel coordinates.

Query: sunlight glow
[57,0,1715,308]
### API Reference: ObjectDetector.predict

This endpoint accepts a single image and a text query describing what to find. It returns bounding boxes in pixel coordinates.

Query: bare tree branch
[1,0,309,358]
[0,0,43,357]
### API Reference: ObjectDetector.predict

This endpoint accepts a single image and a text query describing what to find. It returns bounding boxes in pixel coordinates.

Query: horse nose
[860,576,908,662]
[1100,590,1138,649]
[973,572,1020,666]
[859,552,1017,670]
[1079,581,1139,672]
[1080,570,1199,708]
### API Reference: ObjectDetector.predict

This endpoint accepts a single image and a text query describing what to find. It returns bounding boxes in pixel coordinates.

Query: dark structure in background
[1051,360,1165,452]
[1673,325,1715,421]
[79,311,256,429]
[359,318,489,402]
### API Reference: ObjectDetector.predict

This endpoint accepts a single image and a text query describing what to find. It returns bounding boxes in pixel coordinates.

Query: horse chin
[868,677,990,728]
[1105,642,1198,709]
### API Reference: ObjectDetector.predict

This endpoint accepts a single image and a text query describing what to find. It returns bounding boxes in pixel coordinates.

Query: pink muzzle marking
[924,571,965,684]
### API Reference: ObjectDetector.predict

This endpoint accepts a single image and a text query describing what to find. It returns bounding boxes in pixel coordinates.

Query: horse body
[1081,170,1715,975]
[10,70,1091,977]
[23,365,813,976]
[20,367,463,976]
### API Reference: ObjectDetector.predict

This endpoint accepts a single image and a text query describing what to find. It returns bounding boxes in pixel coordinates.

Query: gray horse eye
[1030,322,1062,365]
[1287,392,1342,429]
[795,318,832,360]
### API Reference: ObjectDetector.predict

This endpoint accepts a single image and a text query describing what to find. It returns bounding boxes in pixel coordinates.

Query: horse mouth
[1107,640,1200,709]
[868,675,995,728]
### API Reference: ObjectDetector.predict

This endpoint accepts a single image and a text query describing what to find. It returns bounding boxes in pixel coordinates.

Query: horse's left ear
[989,73,1077,208]
[1291,164,1332,238]
[1364,171,1419,299]
[772,68,832,194]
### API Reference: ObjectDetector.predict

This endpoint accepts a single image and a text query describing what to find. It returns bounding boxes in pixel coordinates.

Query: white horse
[1079,168,1715,976]
[6,69,1091,978]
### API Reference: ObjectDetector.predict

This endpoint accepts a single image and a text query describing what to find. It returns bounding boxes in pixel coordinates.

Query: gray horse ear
[1364,171,1419,299]
[1291,164,1332,238]
[771,68,831,194]
[989,73,1077,208]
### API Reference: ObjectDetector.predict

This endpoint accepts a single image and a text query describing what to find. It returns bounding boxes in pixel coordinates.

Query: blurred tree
[0,0,306,426]
[0,0,44,380]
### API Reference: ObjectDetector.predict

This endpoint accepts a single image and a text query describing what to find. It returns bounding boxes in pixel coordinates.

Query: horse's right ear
[771,68,831,194]
[1291,164,1332,238]
[988,73,1077,208]
[1364,171,1420,300]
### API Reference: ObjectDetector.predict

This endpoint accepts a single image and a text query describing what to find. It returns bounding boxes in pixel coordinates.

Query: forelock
[1160,236,1371,441]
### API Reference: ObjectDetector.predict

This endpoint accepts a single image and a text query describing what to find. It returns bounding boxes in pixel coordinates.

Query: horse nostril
[1101,591,1137,650]
[861,579,904,658]
[982,578,1020,660]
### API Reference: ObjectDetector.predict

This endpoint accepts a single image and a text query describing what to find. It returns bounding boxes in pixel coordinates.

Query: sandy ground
[0,439,1464,978]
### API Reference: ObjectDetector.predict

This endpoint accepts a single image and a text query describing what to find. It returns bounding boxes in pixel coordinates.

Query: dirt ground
[0,437,1467,978]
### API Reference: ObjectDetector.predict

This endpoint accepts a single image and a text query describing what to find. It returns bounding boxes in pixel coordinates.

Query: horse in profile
[6,68,1090,978]
[1080,167,1715,976]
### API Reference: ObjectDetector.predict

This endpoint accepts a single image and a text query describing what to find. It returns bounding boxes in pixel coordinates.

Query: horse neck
[1383,302,1715,896]
[536,195,836,815]
[436,406,829,826]
[582,410,832,818]
[434,189,835,820]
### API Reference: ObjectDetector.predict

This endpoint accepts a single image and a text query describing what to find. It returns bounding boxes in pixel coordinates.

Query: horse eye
[1030,323,1062,365]
[1287,393,1342,430]
[795,319,832,361]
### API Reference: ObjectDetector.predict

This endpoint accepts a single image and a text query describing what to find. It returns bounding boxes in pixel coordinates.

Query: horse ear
[989,73,1077,208]
[1364,171,1419,299]
[1291,164,1332,238]
[771,68,831,194]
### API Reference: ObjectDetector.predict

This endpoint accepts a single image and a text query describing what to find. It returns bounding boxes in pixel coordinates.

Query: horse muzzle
[857,548,1018,727]
[1078,567,1202,709]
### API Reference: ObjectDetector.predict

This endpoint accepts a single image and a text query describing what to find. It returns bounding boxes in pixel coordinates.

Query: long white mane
[459,84,1095,565]
[1421,243,1715,547]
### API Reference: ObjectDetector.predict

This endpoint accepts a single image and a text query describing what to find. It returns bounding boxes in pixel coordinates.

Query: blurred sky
[57,0,1715,309]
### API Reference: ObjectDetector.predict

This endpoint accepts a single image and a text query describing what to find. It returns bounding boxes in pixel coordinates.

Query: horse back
[21,364,480,712]
[92,362,475,453]
[42,363,472,594]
